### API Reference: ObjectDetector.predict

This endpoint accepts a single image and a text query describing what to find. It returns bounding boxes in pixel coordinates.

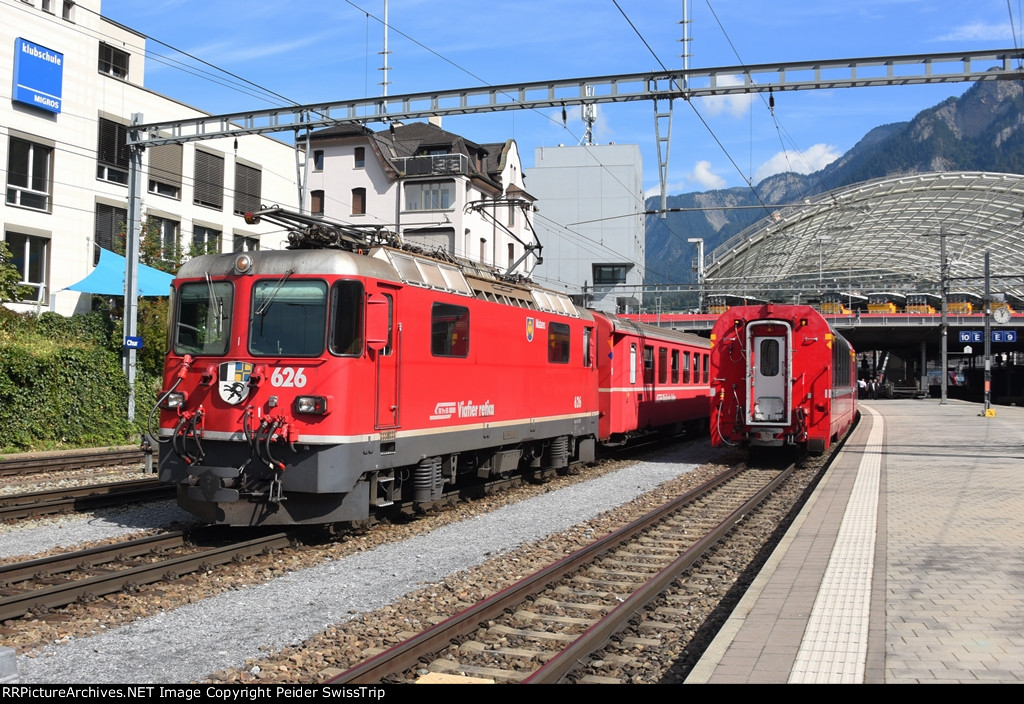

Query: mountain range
[643,79,1024,287]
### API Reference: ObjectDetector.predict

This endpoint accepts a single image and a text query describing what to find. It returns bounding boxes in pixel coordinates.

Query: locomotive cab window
[329,281,364,356]
[250,279,327,356]
[431,302,469,357]
[548,322,570,363]
[173,281,233,356]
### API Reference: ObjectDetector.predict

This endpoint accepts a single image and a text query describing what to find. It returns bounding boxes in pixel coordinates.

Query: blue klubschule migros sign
[13,38,64,114]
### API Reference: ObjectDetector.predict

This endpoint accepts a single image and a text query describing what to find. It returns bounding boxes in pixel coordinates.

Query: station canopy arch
[703,171,1024,304]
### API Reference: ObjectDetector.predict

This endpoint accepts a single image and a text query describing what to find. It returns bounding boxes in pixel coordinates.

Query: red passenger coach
[594,316,711,442]
[155,208,711,527]
[709,304,856,453]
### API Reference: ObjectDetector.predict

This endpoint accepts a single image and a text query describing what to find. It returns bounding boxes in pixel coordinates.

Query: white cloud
[689,160,727,190]
[753,143,841,183]
[698,75,756,118]
[935,22,1013,42]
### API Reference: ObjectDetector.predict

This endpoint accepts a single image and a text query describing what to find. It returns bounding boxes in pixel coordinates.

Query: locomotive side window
[583,327,592,367]
[250,279,327,356]
[173,281,233,356]
[759,339,780,376]
[548,322,570,363]
[671,350,680,383]
[329,281,364,356]
[658,347,668,384]
[431,302,470,357]
[382,293,394,355]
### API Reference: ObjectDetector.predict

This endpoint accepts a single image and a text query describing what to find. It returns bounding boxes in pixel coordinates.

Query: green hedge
[0,308,161,452]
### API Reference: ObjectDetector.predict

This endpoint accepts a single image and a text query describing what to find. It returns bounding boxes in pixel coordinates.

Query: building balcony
[395,153,468,177]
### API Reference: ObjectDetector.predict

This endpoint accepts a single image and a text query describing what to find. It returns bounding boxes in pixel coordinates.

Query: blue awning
[66,249,174,297]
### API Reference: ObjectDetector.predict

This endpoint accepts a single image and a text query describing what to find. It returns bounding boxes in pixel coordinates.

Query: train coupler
[269,476,285,504]
[185,466,240,503]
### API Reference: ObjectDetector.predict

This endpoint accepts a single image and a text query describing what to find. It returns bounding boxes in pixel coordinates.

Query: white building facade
[2,0,298,315]
[305,120,538,276]
[525,144,645,313]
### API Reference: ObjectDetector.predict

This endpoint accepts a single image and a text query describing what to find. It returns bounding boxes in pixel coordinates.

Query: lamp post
[688,237,704,312]
[816,236,833,284]
[939,226,949,404]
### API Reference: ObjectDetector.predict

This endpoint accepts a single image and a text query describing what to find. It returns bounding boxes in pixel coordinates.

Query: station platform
[686,398,1024,684]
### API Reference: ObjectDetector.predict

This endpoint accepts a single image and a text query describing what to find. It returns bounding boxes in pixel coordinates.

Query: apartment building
[2,0,298,315]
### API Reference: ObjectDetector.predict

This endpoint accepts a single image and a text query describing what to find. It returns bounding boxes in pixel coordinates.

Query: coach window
[643,345,654,384]
[683,351,691,383]
[329,281,364,356]
[431,302,469,357]
[548,322,570,363]
[760,339,780,376]
[629,344,637,385]
[250,280,328,356]
[703,353,709,383]
[692,352,700,384]
[671,350,680,384]
[583,327,592,367]
[658,347,668,384]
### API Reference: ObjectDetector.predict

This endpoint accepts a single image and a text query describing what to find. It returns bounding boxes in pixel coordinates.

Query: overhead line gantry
[119,47,1024,419]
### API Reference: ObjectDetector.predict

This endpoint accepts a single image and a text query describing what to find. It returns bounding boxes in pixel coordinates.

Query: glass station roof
[703,172,1024,304]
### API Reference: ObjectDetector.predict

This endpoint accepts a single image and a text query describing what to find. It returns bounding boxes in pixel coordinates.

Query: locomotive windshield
[250,279,328,356]
[173,281,233,356]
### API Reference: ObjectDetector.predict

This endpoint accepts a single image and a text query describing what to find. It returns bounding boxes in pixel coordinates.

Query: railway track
[330,461,794,684]
[0,477,175,520]
[0,529,293,621]
[0,445,150,477]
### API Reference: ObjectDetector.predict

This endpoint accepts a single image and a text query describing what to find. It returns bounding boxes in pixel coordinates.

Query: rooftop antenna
[580,86,596,145]
[379,1,391,102]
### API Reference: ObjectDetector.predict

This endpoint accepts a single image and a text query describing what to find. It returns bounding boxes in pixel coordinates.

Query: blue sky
[101,0,1019,197]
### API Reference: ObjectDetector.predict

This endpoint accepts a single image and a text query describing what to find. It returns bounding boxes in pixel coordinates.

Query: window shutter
[194,150,224,209]
[234,163,262,215]
[149,144,182,189]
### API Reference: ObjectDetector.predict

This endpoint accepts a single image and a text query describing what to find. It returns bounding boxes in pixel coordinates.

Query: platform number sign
[959,330,1017,343]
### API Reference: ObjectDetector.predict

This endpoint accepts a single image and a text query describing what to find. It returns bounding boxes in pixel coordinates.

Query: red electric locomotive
[709,303,856,453]
[155,209,711,526]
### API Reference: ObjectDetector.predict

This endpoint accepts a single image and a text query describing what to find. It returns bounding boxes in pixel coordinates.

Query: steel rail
[0,447,147,476]
[330,463,752,684]
[0,478,175,520]
[526,462,796,683]
[0,532,291,621]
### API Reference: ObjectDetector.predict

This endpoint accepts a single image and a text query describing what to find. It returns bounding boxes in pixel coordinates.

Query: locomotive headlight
[294,395,330,415]
[233,253,254,275]
[160,391,187,410]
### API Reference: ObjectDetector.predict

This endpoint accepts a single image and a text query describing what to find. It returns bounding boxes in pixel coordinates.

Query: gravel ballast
[13,443,718,684]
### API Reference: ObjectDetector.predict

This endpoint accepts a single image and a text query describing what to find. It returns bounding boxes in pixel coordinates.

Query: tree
[0,241,33,303]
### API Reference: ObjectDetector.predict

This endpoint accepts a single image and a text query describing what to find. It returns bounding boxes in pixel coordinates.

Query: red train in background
[155,208,711,526]
[709,304,857,454]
